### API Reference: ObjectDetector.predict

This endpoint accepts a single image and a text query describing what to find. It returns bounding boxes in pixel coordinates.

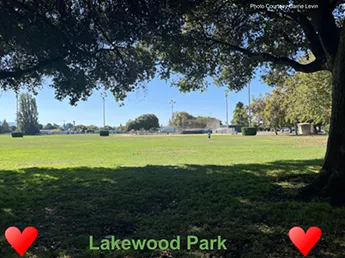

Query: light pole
[225,90,229,126]
[169,100,176,121]
[16,92,19,127]
[248,81,251,127]
[101,92,107,128]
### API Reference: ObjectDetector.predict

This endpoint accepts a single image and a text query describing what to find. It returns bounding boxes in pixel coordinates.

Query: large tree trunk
[305,31,345,204]
[294,122,298,136]
[274,128,278,135]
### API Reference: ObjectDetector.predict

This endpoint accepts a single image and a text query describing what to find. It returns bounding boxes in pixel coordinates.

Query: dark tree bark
[303,28,345,204]
[294,122,298,136]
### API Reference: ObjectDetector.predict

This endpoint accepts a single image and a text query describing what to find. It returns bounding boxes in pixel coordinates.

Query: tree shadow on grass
[1,159,345,258]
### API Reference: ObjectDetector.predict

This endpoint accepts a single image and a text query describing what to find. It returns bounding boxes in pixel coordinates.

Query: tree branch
[204,36,325,73]
[85,0,126,64]
[307,0,340,63]
[261,11,325,61]
[10,0,84,56]
[0,56,63,80]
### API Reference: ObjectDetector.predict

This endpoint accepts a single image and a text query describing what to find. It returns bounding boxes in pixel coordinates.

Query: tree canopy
[1,1,343,103]
[153,0,343,93]
[231,102,249,126]
[65,123,74,130]
[250,95,268,128]
[17,93,40,135]
[87,125,99,131]
[264,88,289,133]
[0,0,198,104]
[249,68,332,130]
[74,124,88,132]
[43,123,58,130]
[169,111,195,127]
[125,114,160,131]
[283,70,331,125]
[0,119,11,133]
[169,112,220,128]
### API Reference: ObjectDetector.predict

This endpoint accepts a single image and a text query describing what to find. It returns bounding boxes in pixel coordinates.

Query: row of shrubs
[12,129,258,137]
[181,129,211,134]
[241,127,257,136]
[11,131,111,137]
[11,132,24,137]
[99,130,110,136]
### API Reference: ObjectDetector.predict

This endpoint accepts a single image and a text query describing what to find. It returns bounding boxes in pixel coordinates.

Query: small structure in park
[297,123,313,135]
[159,126,179,134]
[181,118,221,130]
[215,127,237,134]
[215,124,241,134]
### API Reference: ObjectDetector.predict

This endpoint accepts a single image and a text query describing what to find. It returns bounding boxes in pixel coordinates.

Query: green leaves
[0,0,197,104]
[17,93,40,135]
[0,120,11,134]
[264,88,287,129]
[125,114,160,131]
[170,112,195,127]
[250,94,268,127]
[283,70,331,125]
[250,66,332,130]
[231,102,249,126]
[0,0,341,105]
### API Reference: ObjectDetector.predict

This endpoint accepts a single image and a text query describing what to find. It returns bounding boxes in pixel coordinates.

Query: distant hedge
[181,129,210,134]
[241,127,257,136]
[11,131,24,138]
[99,130,110,136]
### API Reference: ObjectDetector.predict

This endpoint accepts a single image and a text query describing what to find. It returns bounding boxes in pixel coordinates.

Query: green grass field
[1,134,345,258]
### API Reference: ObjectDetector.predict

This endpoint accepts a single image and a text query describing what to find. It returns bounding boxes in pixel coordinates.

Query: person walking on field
[208,129,211,139]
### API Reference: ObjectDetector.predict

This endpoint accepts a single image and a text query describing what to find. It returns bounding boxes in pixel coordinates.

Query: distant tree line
[0,93,40,135]
[169,112,221,128]
[228,64,330,134]
[231,102,249,127]
[0,93,41,135]
[39,124,127,133]
[0,120,16,134]
[17,93,40,135]
[249,70,331,135]
[125,114,159,131]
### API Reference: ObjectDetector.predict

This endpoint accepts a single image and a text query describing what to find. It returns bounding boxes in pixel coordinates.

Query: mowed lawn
[1,134,345,258]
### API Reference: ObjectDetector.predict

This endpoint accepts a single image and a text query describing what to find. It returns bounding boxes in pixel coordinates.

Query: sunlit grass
[0,134,326,169]
[1,134,344,258]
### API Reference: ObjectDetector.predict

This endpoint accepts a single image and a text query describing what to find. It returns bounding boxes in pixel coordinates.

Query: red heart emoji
[5,226,38,257]
[288,226,322,257]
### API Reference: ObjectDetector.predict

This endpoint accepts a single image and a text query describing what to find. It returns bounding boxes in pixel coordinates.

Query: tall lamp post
[248,82,251,127]
[16,92,19,128]
[169,100,176,121]
[101,92,107,128]
[225,90,229,126]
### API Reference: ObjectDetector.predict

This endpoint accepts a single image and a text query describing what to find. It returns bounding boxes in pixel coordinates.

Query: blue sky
[0,74,272,127]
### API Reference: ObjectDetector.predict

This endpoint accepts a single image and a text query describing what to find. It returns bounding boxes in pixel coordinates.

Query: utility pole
[16,92,19,127]
[248,81,251,127]
[169,100,176,121]
[101,92,107,128]
[225,90,229,126]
